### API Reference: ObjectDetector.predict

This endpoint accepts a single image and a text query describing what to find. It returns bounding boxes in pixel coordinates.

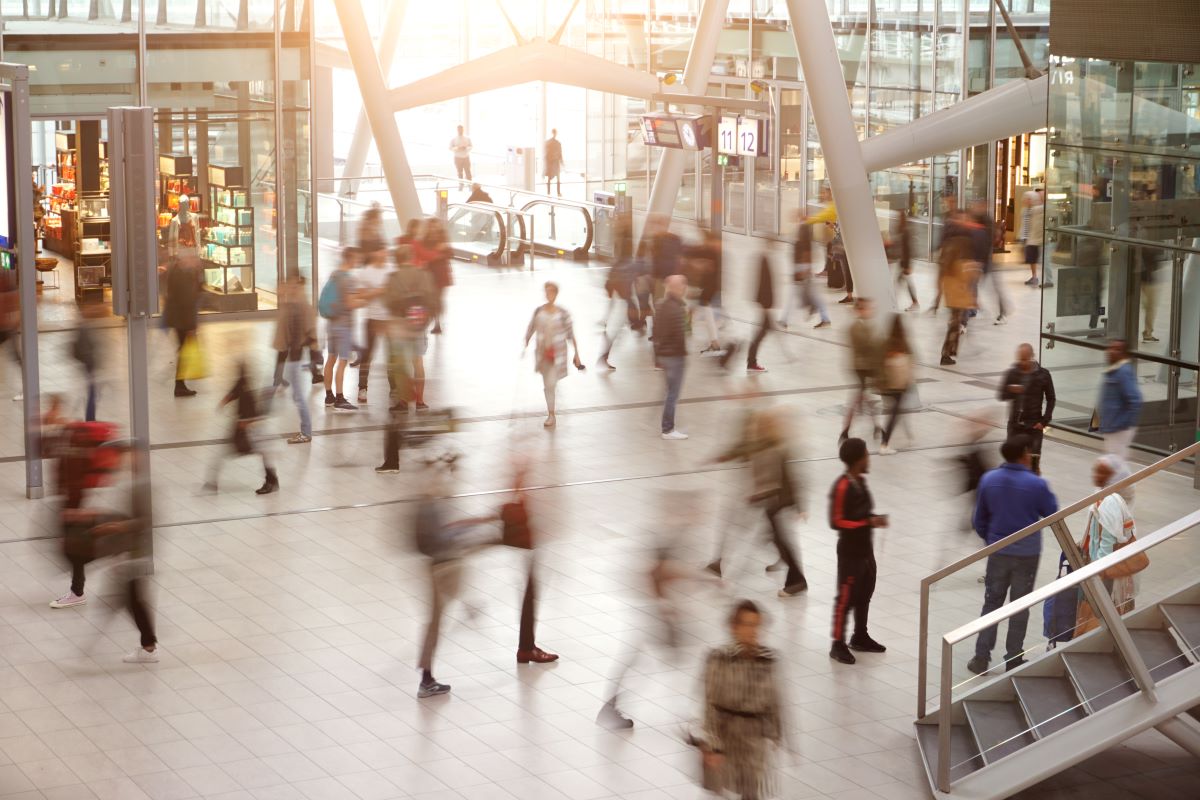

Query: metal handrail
[445,202,535,270]
[935,507,1200,793]
[916,439,1200,719]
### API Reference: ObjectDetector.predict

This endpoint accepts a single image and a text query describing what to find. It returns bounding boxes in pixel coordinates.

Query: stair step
[1130,628,1191,681]
[915,721,985,783]
[1063,652,1137,711]
[1012,675,1088,738]
[963,699,1037,763]
[1161,604,1200,657]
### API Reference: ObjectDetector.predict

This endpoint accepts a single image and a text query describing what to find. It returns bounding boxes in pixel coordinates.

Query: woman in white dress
[524,282,583,427]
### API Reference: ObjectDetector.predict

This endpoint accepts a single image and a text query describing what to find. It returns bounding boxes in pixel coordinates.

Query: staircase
[915,572,1200,799]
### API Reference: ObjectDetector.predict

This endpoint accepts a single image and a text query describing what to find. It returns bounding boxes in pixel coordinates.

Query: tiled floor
[1,233,1198,799]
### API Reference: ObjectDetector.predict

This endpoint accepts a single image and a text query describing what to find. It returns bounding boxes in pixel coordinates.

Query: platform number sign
[717,115,766,157]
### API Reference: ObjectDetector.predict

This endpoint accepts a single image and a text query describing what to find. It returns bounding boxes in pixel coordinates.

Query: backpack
[1043,553,1077,646]
[318,274,341,319]
[386,271,430,331]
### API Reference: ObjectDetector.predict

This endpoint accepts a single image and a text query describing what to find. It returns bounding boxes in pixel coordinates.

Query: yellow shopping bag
[177,334,208,381]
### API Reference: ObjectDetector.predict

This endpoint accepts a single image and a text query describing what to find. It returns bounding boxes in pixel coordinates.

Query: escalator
[444,203,509,266]
[519,197,594,261]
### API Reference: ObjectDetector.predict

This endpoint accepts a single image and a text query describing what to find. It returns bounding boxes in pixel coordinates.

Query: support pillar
[644,0,730,232]
[331,0,422,223]
[785,0,894,311]
[339,0,407,198]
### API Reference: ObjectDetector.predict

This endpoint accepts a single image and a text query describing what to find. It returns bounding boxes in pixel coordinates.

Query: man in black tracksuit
[828,437,889,665]
[998,343,1056,474]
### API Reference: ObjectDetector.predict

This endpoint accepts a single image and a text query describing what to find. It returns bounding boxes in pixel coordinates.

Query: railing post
[937,638,953,793]
[918,579,930,718]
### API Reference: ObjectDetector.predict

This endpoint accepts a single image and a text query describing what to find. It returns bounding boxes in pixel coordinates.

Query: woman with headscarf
[1081,456,1139,616]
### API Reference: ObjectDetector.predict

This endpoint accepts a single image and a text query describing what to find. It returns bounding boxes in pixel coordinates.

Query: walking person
[839,298,880,444]
[1097,339,1142,462]
[449,124,472,183]
[543,128,563,196]
[698,599,785,800]
[828,438,889,664]
[745,251,774,374]
[355,245,396,405]
[503,462,560,665]
[277,277,313,444]
[877,314,914,456]
[273,276,322,389]
[893,210,919,310]
[938,235,980,366]
[968,199,1011,325]
[203,362,279,496]
[967,434,1059,675]
[357,202,386,255]
[1021,187,1045,287]
[710,406,808,597]
[656,274,689,440]
[1079,456,1141,618]
[999,343,1056,474]
[779,214,830,330]
[319,247,362,411]
[684,227,726,355]
[597,219,641,370]
[649,215,682,318]
[523,282,584,429]
[72,302,103,421]
[419,218,453,335]
[162,255,202,397]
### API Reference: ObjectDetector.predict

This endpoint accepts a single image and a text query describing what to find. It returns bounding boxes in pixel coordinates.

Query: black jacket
[755,255,774,309]
[792,224,813,270]
[683,242,722,305]
[651,232,682,280]
[999,363,1056,427]
[653,295,687,357]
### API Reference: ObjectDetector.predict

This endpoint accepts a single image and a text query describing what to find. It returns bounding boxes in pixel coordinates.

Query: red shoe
[517,647,559,664]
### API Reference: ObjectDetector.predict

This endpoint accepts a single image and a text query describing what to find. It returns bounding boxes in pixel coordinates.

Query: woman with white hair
[1082,456,1140,616]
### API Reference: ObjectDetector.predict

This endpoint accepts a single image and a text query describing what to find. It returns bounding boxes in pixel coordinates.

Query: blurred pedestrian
[544,128,563,196]
[277,277,313,444]
[649,215,682,314]
[319,247,362,411]
[502,462,560,665]
[745,251,774,374]
[204,362,278,495]
[999,343,1055,474]
[355,245,396,405]
[779,213,830,330]
[967,435,1058,675]
[523,281,584,429]
[358,202,385,255]
[163,255,202,397]
[466,183,492,204]
[398,217,424,250]
[892,210,919,311]
[72,302,103,421]
[656,274,689,440]
[699,599,784,800]
[419,219,453,334]
[876,314,913,455]
[711,406,807,597]
[839,298,880,445]
[968,198,1010,325]
[829,437,889,665]
[684,227,725,356]
[1097,339,1142,462]
[273,276,322,389]
[938,236,980,366]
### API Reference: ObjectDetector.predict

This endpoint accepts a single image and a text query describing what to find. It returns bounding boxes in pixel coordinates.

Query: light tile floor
[1,234,1198,799]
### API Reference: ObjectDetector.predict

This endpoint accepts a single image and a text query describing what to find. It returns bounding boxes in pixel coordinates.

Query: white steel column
[644,0,730,228]
[785,0,893,310]
[340,0,407,198]
[331,0,422,223]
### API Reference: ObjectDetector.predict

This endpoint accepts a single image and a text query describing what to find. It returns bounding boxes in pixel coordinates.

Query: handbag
[178,334,208,381]
[1103,533,1149,579]
[1075,595,1100,636]
[500,497,532,549]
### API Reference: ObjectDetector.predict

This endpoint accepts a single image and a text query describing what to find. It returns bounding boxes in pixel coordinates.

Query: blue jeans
[84,369,97,422]
[975,553,1040,662]
[660,355,685,433]
[283,359,311,437]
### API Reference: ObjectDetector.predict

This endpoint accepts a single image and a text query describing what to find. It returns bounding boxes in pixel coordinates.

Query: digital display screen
[649,118,681,148]
[640,117,658,146]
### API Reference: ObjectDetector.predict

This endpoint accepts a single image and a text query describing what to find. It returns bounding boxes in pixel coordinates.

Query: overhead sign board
[641,114,709,151]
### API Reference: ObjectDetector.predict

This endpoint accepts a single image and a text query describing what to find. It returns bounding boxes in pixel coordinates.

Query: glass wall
[1,0,313,316]
[1041,55,1200,455]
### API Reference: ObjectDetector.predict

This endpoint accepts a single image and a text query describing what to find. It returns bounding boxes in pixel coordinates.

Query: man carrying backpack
[376,245,439,474]
[318,247,362,411]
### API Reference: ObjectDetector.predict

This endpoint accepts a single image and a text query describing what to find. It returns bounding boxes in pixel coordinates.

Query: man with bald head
[656,274,690,440]
[999,343,1055,474]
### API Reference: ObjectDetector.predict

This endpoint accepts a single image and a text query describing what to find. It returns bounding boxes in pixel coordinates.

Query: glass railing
[518,197,593,261]
[918,440,1200,793]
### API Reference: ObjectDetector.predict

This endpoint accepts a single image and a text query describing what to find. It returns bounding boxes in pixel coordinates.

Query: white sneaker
[879,445,897,455]
[661,430,689,441]
[12,393,22,402]
[49,592,86,609]
[994,315,1007,326]
[123,648,159,664]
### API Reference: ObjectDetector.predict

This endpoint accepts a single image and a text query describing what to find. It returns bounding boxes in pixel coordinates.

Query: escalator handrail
[444,203,508,262]
[517,198,594,255]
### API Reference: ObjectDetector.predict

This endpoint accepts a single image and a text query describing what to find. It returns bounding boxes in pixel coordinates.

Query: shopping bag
[178,334,208,381]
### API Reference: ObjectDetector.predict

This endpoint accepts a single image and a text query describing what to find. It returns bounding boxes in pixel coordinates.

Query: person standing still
[449,125,472,183]
[1097,339,1142,462]
[967,435,1058,675]
[355,246,396,405]
[543,128,563,196]
[1021,187,1045,287]
[657,275,689,440]
[828,438,888,665]
[999,343,1055,474]
[321,247,362,411]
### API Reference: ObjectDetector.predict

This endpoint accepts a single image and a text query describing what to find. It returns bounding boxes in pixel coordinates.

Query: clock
[680,120,698,149]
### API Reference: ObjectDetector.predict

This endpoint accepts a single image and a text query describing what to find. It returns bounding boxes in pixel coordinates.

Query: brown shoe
[517,647,559,664]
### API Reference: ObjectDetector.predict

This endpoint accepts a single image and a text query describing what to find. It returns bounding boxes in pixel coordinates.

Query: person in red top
[828,437,889,664]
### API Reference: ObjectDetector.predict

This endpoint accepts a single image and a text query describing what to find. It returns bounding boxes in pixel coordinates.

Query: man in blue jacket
[1098,339,1142,462]
[968,435,1058,675]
